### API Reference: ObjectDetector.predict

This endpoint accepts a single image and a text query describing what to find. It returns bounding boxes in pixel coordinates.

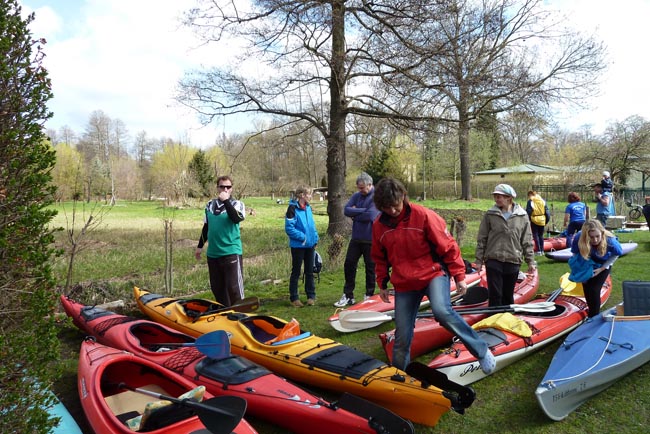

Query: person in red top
[371,178,495,374]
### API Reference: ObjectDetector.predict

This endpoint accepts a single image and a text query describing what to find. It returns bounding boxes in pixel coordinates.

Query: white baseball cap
[492,184,517,198]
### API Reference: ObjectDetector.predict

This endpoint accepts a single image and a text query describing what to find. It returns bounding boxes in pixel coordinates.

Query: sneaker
[364,294,372,301]
[478,350,496,375]
[306,298,315,306]
[291,300,303,307]
[333,294,355,307]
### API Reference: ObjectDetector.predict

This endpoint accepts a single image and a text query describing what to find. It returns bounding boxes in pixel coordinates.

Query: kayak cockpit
[227,313,312,346]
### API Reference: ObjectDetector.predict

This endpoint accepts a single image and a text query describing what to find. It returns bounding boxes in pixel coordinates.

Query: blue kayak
[535,305,650,420]
[48,392,83,434]
[545,242,638,262]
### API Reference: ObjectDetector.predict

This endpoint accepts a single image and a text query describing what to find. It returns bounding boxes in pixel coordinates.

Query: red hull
[543,237,567,252]
[426,276,612,385]
[63,295,383,434]
[380,270,539,362]
[77,339,256,434]
[329,266,485,323]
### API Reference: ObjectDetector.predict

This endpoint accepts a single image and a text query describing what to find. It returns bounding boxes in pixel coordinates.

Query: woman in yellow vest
[526,190,550,256]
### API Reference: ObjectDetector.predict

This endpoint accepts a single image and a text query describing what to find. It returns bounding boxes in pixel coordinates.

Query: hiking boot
[306,298,315,306]
[333,294,355,307]
[291,299,303,307]
[478,350,496,375]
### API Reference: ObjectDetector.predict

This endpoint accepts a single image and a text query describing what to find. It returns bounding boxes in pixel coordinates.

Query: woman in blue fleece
[285,185,319,307]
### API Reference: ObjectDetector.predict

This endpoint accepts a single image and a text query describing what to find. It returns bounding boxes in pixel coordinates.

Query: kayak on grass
[61,295,409,434]
[425,276,612,386]
[545,241,638,262]
[543,236,567,252]
[77,338,255,434]
[329,265,485,333]
[48,391,83,434]
[380,269,539,362]
[134,286,475,428]
[536,283,650,420]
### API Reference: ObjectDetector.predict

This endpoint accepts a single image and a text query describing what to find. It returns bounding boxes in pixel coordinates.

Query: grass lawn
[51,197,650,434]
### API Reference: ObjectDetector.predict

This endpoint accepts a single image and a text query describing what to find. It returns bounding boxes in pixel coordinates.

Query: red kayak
[425,275,612,385]
[77,339,256,434]
[543,236,567,252]
[380,270,540,362]
[329,265,485,332]
[63,295,403,434]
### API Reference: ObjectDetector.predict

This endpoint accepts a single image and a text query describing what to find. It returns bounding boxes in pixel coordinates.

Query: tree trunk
[459,110,473,200]
[325,1,348,237]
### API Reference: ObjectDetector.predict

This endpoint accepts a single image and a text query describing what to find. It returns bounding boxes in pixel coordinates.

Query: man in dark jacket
[334,172,380,307]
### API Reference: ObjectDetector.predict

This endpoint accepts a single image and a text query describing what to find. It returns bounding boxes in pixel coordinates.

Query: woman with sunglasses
[195,175,246,306]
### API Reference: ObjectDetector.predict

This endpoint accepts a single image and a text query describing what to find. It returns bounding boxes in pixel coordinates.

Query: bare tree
[176,1,465,236]
[500,110,548,164]
[582,116,650,187]
[378,0,607,199]
[61,199,111,292]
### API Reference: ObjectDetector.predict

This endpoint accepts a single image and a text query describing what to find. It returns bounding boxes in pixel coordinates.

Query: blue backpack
[313,251,323,274]
[303,251,323,283]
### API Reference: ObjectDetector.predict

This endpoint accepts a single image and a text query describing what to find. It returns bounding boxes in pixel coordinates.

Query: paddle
[338,302,556,332]
[118,383,246,434]
[180,296,260,320]
[405,361,476,414]
[200,296,260,315]
[152,330,231,360]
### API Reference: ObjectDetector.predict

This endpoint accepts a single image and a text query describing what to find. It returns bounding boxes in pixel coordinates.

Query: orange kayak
[63,295,407,434]
[134,286,475,427]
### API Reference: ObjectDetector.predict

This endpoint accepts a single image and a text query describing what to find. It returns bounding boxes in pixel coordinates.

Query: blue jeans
[530,223,545,253]
[289,247,316,301]
[392,274,489,370]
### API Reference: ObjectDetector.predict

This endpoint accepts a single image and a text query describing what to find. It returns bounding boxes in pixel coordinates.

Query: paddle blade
[119,384,247,434]
[231,296,260,313]
[337,310,394,332]
[195,330,231,359]
[337,393,414,434]
[405,362,476,414]
[197,396,247,434]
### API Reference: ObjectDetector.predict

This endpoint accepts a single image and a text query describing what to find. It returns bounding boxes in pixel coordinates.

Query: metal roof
[474,164,562,175]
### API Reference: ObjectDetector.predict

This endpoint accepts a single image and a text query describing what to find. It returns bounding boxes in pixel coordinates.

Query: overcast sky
[20,0,650,149]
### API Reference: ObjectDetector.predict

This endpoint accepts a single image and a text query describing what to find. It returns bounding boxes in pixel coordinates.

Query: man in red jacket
[371,178,495,374]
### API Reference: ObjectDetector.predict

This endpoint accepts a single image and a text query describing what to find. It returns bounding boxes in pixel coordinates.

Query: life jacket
[472,312,532,338]
[530,195,546,226]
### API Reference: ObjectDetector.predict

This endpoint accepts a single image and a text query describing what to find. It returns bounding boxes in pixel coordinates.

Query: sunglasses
[218,185,233,190]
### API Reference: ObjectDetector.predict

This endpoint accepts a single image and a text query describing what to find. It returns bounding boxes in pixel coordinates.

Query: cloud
[21,0,246,148]
[545,0,650,132]
[20,0,650,145]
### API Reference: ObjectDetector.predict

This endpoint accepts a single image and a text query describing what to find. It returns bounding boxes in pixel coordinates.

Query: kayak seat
[240,315,301,343]
[623,281,650,316]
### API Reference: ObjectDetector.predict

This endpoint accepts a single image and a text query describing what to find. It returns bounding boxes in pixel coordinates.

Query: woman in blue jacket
[570,219,622,317]
[285,185,319,307]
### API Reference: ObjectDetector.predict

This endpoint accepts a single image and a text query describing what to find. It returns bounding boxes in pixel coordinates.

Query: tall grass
[51,198,650,434]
